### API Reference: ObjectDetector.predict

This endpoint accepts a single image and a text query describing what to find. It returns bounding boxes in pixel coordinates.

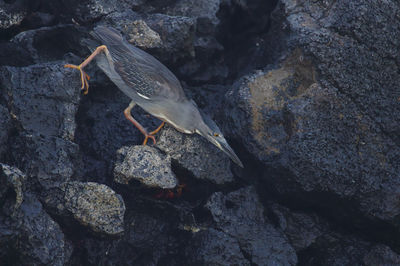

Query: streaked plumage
[83,26,243,167]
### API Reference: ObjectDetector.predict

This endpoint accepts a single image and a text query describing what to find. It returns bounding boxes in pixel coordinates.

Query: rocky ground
[0,0,399,265]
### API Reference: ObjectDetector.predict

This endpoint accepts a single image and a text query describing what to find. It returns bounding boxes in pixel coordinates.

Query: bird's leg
[149,122,165,135]
[64,45,109,95]
[123,101,156,145]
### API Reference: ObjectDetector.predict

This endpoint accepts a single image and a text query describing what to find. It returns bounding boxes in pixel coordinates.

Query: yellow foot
[64,64,90,95]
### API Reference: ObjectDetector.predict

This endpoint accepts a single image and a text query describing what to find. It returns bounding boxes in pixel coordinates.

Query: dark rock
[202,187,297,265]
[74,81,147,183]
[0,105,11,159]
[114,145,178,189]
[0,0,398,264]
[313,240,400,266]
[156,125,234,184]
[223,0,400,226]
[0,62,81,138]
[0,164,72,265]
[271,203,400,265]
[363,244,400,266]
[10,193,73,265]
[0,62,83,189]
[73,209,182,265]
[270,203,327,252]
[105,10,196,64]
[0,42,34,66]
[11,25,86,64]
[186,228,250,265]
[60,181,125,235]
[295,0,400,144]
[167,0,221,30]
[80,0,121,21]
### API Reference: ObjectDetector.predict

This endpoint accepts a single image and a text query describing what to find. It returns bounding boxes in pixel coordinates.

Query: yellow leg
[143,122,165,145]
[123,101,156,146]
[64,45,108,95]
[150,122,165,135]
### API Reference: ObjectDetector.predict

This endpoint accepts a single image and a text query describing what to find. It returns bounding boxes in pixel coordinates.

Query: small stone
[0,164,25,211]
[114,145,178,189]
[62,181,125,235]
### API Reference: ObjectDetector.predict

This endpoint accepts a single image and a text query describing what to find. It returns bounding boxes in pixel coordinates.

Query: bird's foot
[142,122,165,145]
[64,64,90,95]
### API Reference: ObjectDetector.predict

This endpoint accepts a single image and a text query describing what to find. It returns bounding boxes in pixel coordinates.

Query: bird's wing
[90,26,187,102]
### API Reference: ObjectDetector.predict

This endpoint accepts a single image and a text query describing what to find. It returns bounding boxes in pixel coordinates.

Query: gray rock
[62,181,125,235]
[83,0,119,19]
[223,0,400,225]
[73,0,135,23]
[0,164,72,266]
[0,0,26,29]
[125,20,162,49]
[114,145,178,189]
[204,187,297,265]
[0,163,25,211]
[156,125,234,184]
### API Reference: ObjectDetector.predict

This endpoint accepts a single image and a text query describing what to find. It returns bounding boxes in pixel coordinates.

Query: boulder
[61,181,125,236]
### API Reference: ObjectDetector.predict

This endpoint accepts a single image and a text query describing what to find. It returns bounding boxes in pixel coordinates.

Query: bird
[64,25,243,167]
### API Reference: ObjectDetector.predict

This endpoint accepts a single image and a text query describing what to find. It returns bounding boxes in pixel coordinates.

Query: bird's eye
[213,132,219,137]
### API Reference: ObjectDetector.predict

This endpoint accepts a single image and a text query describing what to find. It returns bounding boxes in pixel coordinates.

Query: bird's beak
[205,134,244,168]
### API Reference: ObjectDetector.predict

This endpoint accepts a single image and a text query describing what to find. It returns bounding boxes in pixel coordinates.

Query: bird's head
[194,108,243,168]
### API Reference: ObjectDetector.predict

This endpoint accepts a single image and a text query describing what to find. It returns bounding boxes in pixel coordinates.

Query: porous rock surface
[114,145,178,189]
[61,181,125,235]
[0,0,399,265]
[223,0,400,242]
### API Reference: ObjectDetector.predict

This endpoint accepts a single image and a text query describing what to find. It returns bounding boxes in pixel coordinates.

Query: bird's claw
[64,64,90,95]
